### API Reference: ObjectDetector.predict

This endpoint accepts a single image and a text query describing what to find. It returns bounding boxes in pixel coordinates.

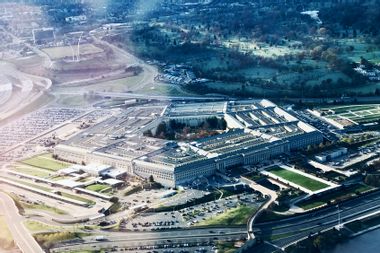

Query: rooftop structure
[55,100,323,187]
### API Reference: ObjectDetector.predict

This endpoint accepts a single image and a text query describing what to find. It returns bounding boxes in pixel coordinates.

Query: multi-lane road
[252,190,380,249]
[0,191,44,253]
[52,189,380,252]
[53,90,227,102]
[51,227,246,252]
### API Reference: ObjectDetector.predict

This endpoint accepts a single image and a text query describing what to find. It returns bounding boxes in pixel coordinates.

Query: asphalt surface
[0,192,44,253]
[253,190,380,248]
[51,227,246,252]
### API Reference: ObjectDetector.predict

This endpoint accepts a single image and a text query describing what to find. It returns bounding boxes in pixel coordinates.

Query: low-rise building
[54,99,323,187]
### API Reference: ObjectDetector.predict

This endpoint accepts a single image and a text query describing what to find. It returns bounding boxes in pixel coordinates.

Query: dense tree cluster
[144,117,227,140]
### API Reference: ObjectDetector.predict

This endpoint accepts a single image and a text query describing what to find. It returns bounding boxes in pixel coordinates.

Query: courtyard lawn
[196,205,256,226]
[268,167,329,192]
[85,184,111,193]
[21,155,70,171]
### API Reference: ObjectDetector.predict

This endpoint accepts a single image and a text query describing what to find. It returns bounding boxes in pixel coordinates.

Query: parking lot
[180,193,260,226]
[121,211,185,231]
[295,109,340,142]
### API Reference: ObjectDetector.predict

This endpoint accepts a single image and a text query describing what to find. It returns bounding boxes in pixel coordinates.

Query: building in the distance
[32,27,55,45]
[54,99,323,187]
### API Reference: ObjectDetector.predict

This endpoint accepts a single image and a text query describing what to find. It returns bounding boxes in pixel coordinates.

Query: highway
[51,227,246,252]
[252,190,380,248]
[284,96,380,104]
[0,192,44,253]
[53,91,227,101]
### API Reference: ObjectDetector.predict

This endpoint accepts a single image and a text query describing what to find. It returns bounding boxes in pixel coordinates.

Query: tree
[149,175,154,183]
[110,197,119,203]
[143,130,153,137]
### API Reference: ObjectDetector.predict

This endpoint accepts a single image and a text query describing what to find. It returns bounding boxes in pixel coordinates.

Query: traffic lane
[83,227,246,242]
[77,226,246,239]
[0,192,44,253]
[256,201,380,235]
[255,191,380,230]
[52,233,244,252]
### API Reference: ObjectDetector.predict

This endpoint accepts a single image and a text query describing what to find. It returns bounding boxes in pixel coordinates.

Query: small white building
[80,164,111,176]
[315,147,348,162]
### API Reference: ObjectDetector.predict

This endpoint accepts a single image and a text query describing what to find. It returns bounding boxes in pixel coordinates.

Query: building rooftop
[57,99,320,172]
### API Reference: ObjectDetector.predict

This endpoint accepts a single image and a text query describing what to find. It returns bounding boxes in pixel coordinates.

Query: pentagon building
[55,99,323,187]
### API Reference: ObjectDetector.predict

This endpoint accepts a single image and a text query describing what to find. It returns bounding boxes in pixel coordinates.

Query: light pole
[336,204,343,231]
[76,31,84,62]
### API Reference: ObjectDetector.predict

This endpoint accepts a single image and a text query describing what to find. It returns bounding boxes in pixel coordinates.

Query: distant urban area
[0,1,380,253]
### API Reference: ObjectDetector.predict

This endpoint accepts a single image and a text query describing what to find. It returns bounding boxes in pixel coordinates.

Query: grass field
[24,220,59,232]
[34,231,90,249]
[21,155,70,171]
[14,164,53,178]
[0,216,15,250]
[42,44,103,60]
[5,176,95,206]
[216,241,237,253]
[297,184,373,210]
[8,177,53,192]
[196,205,255,226]
[346,213,380,233]
[60,192,95,206]
[8,191,68,215]
[338,38,380,64]
[268,167,329,192]
[320,104,380,124]
[85,184,111,193]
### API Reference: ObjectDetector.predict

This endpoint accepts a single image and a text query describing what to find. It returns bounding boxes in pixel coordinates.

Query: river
[327,228,380,253]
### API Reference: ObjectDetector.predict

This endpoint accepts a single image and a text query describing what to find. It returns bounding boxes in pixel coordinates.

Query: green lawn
[42,44,103,60]
[268,167,329,192]
[297,184,374,210]
[297,200,326,210]
[24,202,67,215]
[60,192,95,206]
[34,231,90,249]
[24,220,59,232]
[346,213,380,233]
[21,155,70,171]
[5,176,94,206]
[8,192,69,215]
[196,205,256,226]
[51,175,72,181]
[85,184,111,193]
[216,241,237,253]
[6,177,53,192]
[13,164,53,178]
[321,104,380,124]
